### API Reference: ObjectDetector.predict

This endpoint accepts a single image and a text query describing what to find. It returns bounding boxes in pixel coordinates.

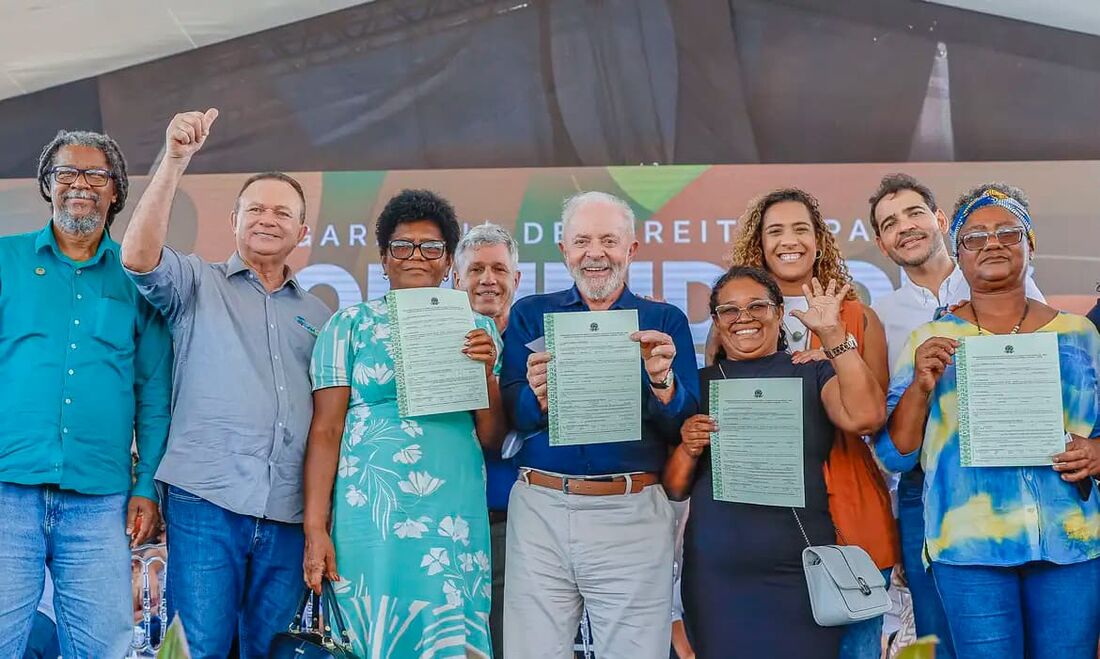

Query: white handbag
[792,509,891,626]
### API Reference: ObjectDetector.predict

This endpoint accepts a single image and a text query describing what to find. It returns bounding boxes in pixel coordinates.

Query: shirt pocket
[93,297,137,352]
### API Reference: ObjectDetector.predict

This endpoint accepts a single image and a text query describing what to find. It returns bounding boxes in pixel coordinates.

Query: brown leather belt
[519,469,660,496]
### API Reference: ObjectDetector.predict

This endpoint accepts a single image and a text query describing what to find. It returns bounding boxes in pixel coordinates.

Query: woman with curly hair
[709,188,896,659]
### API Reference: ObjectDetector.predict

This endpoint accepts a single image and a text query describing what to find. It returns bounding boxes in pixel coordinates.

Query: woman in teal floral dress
[303,189,507,658]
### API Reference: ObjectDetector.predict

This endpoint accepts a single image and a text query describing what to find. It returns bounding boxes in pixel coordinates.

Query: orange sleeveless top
[808,299,899,569]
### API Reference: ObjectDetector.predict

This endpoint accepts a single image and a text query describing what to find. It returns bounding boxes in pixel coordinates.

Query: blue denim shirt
[500,285,699,475]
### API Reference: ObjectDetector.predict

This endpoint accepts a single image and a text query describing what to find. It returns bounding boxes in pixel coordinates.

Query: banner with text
[3,162,1096,351]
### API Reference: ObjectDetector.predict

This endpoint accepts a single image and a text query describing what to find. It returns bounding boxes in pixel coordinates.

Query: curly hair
[37,130,129,230]
[728,188,856,300]
[375,189,461,256]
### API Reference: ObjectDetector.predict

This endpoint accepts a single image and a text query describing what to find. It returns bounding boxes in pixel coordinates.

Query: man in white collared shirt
[869,174,1043,371]
[867,173,1043,659]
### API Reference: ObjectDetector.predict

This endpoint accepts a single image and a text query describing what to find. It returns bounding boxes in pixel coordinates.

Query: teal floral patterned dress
[310,297,501,658]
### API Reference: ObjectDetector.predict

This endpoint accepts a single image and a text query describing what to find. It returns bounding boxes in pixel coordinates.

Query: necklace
[972,300,1029,335]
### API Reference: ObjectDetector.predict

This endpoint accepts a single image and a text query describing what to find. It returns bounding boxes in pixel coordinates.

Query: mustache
[64,190,99,202]
[580,259,611,269]
[895,229,928,244]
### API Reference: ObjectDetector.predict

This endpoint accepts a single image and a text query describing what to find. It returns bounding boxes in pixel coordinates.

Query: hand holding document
[709,378,805,507]
[956,332,1064,467]
[545,309,641,446]
[387,287,488,417]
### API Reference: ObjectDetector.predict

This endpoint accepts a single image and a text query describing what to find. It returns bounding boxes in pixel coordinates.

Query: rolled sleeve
[124,246,200,323]
[131,301,173,501]
[872,428,921,473]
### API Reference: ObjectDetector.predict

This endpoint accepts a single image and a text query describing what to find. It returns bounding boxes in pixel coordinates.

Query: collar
[900,261,963,304]
[226,251,301,293]
[562,284,636,310]
[34,220,116,266]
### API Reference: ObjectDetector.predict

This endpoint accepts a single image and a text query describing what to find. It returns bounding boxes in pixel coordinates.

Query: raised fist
[166,108,219,160]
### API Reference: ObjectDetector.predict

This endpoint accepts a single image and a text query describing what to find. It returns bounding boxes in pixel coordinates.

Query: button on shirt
[0,223,172,500]
[873,313,1100,566]
[500,285,700,476]
[873,264,1044,371]
[127,247,332,522]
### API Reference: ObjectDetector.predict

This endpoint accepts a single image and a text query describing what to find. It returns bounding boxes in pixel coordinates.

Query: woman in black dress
[663,266,885,659]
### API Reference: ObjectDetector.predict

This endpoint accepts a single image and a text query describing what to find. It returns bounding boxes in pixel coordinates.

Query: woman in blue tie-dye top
[873,183,1100,659]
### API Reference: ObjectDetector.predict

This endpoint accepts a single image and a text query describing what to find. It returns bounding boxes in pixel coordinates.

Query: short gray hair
[561,191,636,238]
[455,222,519,272]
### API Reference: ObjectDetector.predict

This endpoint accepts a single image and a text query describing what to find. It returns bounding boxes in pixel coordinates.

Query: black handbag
[268,580,359,659]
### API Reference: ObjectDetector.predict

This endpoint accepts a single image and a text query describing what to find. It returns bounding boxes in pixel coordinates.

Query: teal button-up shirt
[0,222,172,500]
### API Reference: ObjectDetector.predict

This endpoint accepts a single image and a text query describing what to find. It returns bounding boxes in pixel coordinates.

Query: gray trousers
[503,478,676,659]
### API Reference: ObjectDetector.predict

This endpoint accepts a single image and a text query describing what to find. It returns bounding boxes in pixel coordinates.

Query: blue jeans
[164,486,304,659]
[932,558,1100,659]
[897,471,954,659]
[0,482,132,658]
[838,568,892,659]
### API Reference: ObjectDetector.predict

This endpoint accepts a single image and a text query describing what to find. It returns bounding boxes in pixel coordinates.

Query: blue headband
[949,189,1034,254]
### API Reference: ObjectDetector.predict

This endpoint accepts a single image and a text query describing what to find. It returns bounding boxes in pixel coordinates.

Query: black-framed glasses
[388,239,447,260]
[957,226,1026,252]
[49,166,114,188]
[713,300,777,322]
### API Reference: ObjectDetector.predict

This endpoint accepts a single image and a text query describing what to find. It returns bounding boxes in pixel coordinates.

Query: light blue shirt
[127,247,331,522]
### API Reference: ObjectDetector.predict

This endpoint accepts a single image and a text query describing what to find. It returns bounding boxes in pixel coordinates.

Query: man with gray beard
[0,131,172,657]
[500,192,699,659]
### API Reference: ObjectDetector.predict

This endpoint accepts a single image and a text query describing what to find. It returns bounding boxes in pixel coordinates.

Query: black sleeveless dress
[682,352,842,658]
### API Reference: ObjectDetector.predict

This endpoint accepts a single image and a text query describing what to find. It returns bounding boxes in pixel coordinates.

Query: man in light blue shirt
[122,109,331,658]
[0,130,172,658]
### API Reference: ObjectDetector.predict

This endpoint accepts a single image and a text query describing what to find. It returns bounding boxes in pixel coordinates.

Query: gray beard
[572,264,627,301]
[55,209,101,236]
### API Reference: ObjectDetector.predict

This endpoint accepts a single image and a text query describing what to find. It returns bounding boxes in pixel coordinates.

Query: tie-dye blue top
[873,312,1100,566]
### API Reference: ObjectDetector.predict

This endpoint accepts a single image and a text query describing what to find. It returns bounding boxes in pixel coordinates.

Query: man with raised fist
[121,110,331,658]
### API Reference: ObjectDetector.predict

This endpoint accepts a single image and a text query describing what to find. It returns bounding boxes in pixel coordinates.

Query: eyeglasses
[957,226,1026,252]
[388,239,447,260]
[713,300,777,322]
[49,166,114,188]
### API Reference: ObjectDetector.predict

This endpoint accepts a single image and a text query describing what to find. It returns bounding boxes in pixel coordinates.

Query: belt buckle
[561,477,571,494]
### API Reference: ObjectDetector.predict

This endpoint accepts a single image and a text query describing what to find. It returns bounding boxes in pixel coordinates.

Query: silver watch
[823,334,858,359]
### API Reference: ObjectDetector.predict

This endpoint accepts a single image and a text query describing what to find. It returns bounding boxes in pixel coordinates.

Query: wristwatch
[823,334,858,360]
[650,368,674,389]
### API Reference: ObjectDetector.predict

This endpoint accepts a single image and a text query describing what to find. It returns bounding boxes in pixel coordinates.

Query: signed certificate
[545,310,641,446]
[387,287,487,417]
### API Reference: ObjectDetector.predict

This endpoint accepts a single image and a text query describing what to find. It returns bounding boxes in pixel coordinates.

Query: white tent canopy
[1,1,1097,105]
[0,0,370,102]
